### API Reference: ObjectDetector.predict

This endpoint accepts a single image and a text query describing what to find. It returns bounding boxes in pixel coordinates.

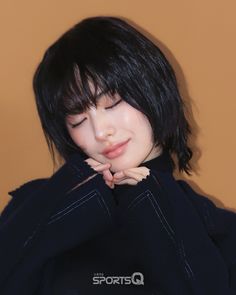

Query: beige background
[0,0,235,213]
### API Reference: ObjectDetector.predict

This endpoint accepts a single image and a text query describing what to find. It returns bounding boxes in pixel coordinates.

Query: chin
[108,163,120,173]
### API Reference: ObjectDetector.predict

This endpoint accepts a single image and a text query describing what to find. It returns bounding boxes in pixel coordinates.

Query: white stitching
[128,191,176,244]
[178,241,192,279]
[180,240,195,279]
[96,195,104,210]
[150,173,195,279]
[148,195,176,245]
[96,190,112,219]
[48,194,96,224]
[148,191,175,236]
[95,192,111,220]
[49,190,97,219]
[128,194,147,210]
[128,187,195,280]
[127,191,148,210]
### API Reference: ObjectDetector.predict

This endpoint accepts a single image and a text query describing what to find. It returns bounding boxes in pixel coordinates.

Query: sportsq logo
[92,272,144,285]
[131,272,144,285]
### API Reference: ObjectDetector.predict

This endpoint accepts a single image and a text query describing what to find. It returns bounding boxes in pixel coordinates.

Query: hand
[85,158,150,188]
[113,167,150,186]
[85,158,114,188]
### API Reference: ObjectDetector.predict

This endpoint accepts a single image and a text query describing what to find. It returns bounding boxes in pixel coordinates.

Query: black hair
[33,16,193,174]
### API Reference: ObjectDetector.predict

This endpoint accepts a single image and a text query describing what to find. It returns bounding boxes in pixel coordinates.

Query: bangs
[58,64,117,117]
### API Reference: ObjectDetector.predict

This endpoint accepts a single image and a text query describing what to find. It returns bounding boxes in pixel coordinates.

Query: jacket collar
[138,150,174,173]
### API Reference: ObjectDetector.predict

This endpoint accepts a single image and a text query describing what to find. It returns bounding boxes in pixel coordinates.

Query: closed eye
[70,118,87,128]
[105,98,123,110]
[69,99,123,128]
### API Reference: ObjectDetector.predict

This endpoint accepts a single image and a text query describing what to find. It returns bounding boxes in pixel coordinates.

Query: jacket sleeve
[0,153,117,294]
[115,169,234,295]
[177,179,236,289]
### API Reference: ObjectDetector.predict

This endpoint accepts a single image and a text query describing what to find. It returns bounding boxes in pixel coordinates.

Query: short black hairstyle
[33,16,193,174]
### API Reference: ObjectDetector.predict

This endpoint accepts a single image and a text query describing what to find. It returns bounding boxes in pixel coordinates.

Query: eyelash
[70,99,123,128]
[105,98,122,110]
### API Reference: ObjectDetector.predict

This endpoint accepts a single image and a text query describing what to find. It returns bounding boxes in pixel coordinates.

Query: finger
[92,163,111,172]
[113,167,149,181]
[85,158,110,169]
[126,167,150,177]
[113,171,125,179]
[112,167,150,186]
[85,158,100,166]
[105,180,115,189]
[120,169,145,182]
[85,158,111,172]
[102,169,113,181]
[115,178,138,185]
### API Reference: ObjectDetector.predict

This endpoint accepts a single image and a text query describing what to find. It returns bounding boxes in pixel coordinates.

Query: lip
[102,139,130,159]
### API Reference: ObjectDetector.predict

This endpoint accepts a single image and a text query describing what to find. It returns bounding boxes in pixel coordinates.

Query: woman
[0,16,236,295]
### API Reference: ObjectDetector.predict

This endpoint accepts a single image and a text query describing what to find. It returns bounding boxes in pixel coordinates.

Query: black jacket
[0,152,236,295]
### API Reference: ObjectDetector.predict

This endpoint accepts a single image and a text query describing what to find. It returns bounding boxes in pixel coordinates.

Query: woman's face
[65,92,162,172]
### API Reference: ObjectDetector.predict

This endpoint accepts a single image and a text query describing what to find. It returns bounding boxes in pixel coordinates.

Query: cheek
[121,106,152,137]
[68,129,91,152]
[120,105,140,126]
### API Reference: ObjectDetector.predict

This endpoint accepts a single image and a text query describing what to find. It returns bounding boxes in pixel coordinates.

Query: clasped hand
[85,158,150,189]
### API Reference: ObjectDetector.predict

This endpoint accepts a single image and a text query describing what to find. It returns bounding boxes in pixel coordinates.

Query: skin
[65,90,162,188]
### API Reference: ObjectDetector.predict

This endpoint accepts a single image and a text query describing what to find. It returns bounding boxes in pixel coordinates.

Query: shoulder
[8,178,49,198]
[151,171,215,216]
[1,178,48,222]
[176,179,218,217]
[176,179,211,205]
[176,179,236,232]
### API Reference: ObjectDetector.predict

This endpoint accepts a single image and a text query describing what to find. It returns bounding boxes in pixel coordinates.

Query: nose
[91,112,116,141]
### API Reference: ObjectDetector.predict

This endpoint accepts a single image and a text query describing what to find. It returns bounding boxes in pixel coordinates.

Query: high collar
[138,150,174,173]
[113,150,174,198]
